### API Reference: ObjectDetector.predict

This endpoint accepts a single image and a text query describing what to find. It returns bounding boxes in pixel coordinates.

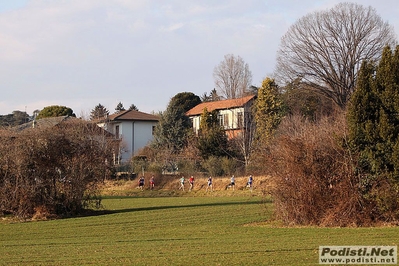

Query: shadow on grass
[81,199,270,218]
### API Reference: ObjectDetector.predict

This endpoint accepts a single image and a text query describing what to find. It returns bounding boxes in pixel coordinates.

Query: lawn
[0,194,398,265]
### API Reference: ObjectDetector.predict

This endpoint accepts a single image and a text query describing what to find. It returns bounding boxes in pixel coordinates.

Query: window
[152,126,156,135]
[237,112,243,128]
[223,114,229,127]
[218,114,223,127]
[115,125,120,139]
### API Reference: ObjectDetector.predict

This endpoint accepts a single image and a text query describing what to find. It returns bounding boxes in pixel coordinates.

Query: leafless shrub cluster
[267,112,382,226]
[0,121,115,219]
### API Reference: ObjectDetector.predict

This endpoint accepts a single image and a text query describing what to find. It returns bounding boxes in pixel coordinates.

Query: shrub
[267,113,376,226]
[0,121,114,219]
[201,156,224,177]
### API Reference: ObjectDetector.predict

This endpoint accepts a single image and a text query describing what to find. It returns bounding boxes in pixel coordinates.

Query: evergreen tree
[196,108,228,159]
[254,77,284,147]
[201,89,221,102]
[152,92,201,153]
[90,104,109,120]
[347,46,399,221]
[128,104,139,111]
[348,45,399,180]
[115,102,125,113]
[168,92,202,119]
[153,107,187,152]
[36,105,76,119]
[347,61,377,148]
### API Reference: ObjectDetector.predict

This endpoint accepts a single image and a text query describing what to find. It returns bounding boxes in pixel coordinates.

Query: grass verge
[0,195,398,265]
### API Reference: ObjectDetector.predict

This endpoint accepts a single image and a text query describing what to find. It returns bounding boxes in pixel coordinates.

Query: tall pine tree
[254,77,284,147]
[348,45,399,181]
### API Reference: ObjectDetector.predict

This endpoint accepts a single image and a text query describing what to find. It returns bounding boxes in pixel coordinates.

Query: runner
[138,176,145,190]
[179,176,185,191]
[189,176,195,191]
[150,176,155,190]
[229,175,235,191]
[247,175,253,191]
[206,176,213,192]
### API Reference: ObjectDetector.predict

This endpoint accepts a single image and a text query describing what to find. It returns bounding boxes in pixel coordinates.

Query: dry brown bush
[266,112,379,226]
[0,120,115,219]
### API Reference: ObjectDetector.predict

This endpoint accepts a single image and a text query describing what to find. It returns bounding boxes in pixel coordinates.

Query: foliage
[128,104,139,111]
[0,111,30,127]
[0,121,114,218]
[220,156,239,176]
[196,108,229,159]
[130,156,148,176]
[201,156,224,176]
[153,107,188,152]
[115,102,125,113]
[254,78,284,147]
[201,88,221,102]
[213,54,253,99]
[152,92,201,153]
[281,79,337,121]
[168,92,202,114]
[275,2,397,108]
[90,103,109,120]
[269,113,372,226]
[176,158,198,176]
[346,45,399,221]
[36,105,76,119]
[270,46,399,226]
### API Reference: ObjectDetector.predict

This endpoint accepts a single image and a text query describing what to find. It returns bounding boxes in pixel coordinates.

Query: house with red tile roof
[185,95,256,139]
[97,109,159,163]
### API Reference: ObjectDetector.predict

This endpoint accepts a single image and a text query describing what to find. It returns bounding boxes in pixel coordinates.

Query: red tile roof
[185,95,256,116]
[108,109,159,122]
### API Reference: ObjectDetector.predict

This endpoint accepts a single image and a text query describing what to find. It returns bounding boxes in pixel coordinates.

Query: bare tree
[213,54,253,99]
[0,120,115,219]
[275,2,397,108]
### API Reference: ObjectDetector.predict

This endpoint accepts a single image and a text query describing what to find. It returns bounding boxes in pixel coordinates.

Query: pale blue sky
[0,0,27,13]
[0,0,398,117]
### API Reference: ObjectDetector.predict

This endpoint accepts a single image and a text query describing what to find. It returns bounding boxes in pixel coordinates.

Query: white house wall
[132,121,157,158]
[120,121,157,161]
[106,121,156,162]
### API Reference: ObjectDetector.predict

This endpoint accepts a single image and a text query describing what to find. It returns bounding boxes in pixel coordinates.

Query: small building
[97,109,159,163]
[185,95,256,139]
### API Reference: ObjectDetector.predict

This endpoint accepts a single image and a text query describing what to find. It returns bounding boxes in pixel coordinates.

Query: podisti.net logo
[319,246,397,264]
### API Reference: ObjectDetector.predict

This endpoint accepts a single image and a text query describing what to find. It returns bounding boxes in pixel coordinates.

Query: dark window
[115,125,120,139]
[237,112,243,128]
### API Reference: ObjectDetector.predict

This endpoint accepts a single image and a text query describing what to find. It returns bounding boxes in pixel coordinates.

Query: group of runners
[179,175,253,192]
[179,176,195,191]
[138,176,155,190]
[138,175,254,191]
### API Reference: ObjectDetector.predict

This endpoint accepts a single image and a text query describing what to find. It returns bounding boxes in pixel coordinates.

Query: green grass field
[1,193,398,265]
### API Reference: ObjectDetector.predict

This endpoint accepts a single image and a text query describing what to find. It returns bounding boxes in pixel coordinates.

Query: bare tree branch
[275,2,397,108]
[213,54,253,99]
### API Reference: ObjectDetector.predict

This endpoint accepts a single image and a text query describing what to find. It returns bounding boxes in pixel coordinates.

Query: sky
[0,0,398,117]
